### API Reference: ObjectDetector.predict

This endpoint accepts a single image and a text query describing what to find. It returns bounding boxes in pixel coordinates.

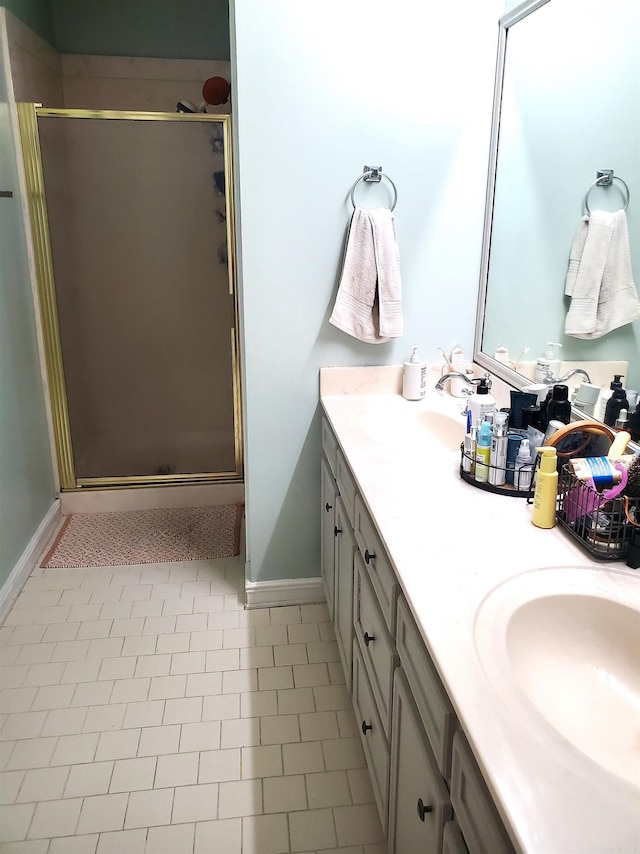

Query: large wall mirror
[474,0,639,416]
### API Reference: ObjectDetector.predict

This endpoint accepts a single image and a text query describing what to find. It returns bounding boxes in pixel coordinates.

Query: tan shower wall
[4,10,63,105]
[61,55,231,113]
[38,115,236,479]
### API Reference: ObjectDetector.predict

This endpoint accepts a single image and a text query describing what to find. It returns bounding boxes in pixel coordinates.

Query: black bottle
[546,385,571,425]
[538,388,553,432]
[604,387,629,428]
[628,405,640,443]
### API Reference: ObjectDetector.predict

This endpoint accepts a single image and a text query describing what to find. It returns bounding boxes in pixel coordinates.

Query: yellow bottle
[531,446,558,528]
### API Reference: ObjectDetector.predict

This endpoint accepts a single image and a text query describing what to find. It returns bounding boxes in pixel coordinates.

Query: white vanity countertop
[320,365,640,854]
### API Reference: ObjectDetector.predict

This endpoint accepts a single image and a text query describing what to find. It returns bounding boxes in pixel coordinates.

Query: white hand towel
[329,207,403,343]
[565,209,640,339]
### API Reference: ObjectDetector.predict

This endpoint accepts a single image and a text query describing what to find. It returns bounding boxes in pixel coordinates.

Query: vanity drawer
[321,416,338,477]
[354,552,398,739]
[396,595,457,781]
[443,819,470,854]
[352,640,389,827]
[354,495,398,634]
[450,732,514,854]
[336,447,357,526]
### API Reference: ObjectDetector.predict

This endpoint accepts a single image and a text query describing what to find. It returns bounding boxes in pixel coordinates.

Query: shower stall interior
[18,105,241,490]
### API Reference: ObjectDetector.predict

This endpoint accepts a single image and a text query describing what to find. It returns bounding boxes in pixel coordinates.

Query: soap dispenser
[534,343,563,382]
[402,346,426,400]
[467,373,496,424]
[595,374,624,422]
[604,383,629,428]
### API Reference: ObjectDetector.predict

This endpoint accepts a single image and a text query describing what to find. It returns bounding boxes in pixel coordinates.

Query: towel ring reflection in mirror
[584,170,630,215]
[350,166,398,212]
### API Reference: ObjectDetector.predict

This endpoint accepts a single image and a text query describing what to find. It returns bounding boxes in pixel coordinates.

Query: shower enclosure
[18,106,241,490]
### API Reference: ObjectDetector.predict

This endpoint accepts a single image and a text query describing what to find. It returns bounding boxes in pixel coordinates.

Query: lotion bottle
[534,343,562,382]
[531,446,558,528]
[488,412,508,486]
[474,421,492,484]
[467,374,496,424]
[402,346,426,400]
[515,438,533,491]
[450,346,469,398]
[594,374,624,422]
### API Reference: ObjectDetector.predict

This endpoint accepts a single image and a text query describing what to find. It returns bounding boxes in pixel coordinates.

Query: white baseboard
[0,500,61,625]
[245,576,325,609]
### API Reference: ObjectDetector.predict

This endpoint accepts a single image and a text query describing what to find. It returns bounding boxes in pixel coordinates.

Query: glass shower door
[20,108,241,488]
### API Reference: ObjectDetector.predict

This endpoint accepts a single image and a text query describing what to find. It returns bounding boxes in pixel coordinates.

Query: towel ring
[350,169,398,212]
[584,172,630,215]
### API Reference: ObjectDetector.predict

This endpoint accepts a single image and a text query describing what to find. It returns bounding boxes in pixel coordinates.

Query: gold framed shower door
[17,105,243,490]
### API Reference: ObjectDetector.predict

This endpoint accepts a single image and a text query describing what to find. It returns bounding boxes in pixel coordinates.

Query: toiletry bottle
[628,405,640,443]
[615,409,629,430]
[474,421,492,484]
[402,346,426,400]
[494,345,510,365]
[505,435,522,485]
[538,387,553,432]
[467,374,496,424]
[524,405,544,466]
[488,412,508,486]
[546,384,571,425]
[450,347,470,398]
[534,343,562,382]
[574,382,601,417]
[531,446,558,528]
[514,438,533,491]
[604,385,629,428]
[463,423,477,475]
[594,374,624,422]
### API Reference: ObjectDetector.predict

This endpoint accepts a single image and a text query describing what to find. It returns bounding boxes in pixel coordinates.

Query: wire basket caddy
[556,464,640,561]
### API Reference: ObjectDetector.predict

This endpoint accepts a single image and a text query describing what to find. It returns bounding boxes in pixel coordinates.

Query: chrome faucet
[435,372,480,395]
[542,368,591,385]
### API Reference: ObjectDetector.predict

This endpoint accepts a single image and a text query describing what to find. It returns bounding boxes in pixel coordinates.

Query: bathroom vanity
[319,365,639,854]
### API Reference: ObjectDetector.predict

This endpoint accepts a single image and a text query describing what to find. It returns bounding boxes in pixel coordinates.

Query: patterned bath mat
[41,504,243,568]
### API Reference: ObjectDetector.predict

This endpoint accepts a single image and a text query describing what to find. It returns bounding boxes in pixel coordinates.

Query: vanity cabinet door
[388,668,452,854]
[321,458,338,620]
[334,495,356,688]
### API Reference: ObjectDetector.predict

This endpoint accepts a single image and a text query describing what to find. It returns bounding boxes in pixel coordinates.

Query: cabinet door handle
[417,798,433,821]
[364,549,376,564]
[334,526,342,537]
[361,720,372,734]
[325,502,333,512]
[364,631,375,647]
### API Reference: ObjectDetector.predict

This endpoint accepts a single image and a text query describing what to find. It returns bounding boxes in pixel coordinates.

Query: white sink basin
[350,400,465,451]
[474,567,640,789]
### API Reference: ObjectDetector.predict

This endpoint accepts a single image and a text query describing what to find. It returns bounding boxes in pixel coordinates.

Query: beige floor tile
[28,797,82,839]
[205,649,239,673]
[2,687,37,715]
[222,628,255,650]
[257,667,294,692]
[49,835,99,854]
[155,631,190,654]
[241,690,277,719]
[124,787,174,829]
[289,806,336,852]
[277,687,315,716]
[60,660,101,685]
[176,615,209,635]
[0,769,24,804]
[260,715,300,746]
[110,756,156,793]
[134,655,170,679]
[154,751,198,788]
[273,644,308,667]
[172,782,218,823]
[169,651,206,676]
[218,778,261,819]
[95,828,147,854]
[220,717,260,750]
[13,645,55,667]
[282,741,325,775]
[71,682,113,708]
[42,622,80,644]
[299,712,339,742]
[145,821,194,854]
[163,697,202,726]
[313,684,352,713]
[185,673,223,698]
[64,761,114,798]
[347,768,376,805]
[143,618,176,637]
[162,598,194,617]
[122,701,165,730]
[148,675,186,701]
[7,737,58,771]
[242,812,289,854]
[194,818,241,854]
[136,726,180,758]
[221,669,257,695]
[199,748,240,784]
[306,770,352,809]
[22,663,65,688]
[86,639,123,660]
[239,646,274,670]
[300,604,330,624]
[202,693,239,722]
[82,705,126,734]
[97,657,136,682]
[95,729,140,762]
[16,766,68,803]
[0,802,35,843]
[109,679,150,705]
[322,738,365,772]
[263,773,307,813]
[76,621,112,641]
[2,711,47,740]
[121,636,157,657]
[76,792,128,835]
[179,721,221,753]
[306,641,340,664]
[287,622,321,645]
[333,804,384,847]
[255,626,288,648]
[189,629,224,653]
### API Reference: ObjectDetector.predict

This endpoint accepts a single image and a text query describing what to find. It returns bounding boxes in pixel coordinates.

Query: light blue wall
[232,0,503,583]
[0,19,56,585]
[0,0,54,44]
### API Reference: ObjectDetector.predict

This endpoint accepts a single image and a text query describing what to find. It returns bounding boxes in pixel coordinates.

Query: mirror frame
[473,0,552,389]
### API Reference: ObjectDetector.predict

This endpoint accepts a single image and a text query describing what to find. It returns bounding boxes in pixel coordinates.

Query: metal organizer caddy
[459,444,533,498]
[556,464,639,561]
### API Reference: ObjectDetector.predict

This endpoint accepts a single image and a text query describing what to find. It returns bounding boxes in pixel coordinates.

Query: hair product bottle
[531,446,558,528]
[402,346,426,400]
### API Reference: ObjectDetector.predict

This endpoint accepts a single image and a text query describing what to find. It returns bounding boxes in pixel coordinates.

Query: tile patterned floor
[0,556,385,853]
